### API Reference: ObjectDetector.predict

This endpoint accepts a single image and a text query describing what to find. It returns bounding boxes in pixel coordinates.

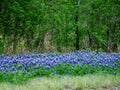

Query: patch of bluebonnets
[0,50,120,82]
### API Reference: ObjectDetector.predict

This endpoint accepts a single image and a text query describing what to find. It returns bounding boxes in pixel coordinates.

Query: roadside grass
[0,74,120,90]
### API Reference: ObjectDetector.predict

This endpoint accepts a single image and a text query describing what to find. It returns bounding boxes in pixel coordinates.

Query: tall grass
[0,74,120,90]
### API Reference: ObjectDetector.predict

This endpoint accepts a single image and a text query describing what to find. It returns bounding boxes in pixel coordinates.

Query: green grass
[0,74,120,90]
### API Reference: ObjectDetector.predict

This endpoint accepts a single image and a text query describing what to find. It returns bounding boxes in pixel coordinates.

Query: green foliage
[0,61,120,84]
[0,0,120,53]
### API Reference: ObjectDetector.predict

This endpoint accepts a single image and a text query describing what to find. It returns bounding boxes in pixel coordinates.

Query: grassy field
[0,74,120,90]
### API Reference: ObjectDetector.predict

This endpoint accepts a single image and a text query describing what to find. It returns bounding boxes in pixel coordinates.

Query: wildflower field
[0,51,120,84]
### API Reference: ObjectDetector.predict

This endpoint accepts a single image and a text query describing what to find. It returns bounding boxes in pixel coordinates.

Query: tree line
[0,0,120,54]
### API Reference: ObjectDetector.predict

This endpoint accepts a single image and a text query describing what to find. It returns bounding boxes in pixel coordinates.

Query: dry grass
[0,74,120,90]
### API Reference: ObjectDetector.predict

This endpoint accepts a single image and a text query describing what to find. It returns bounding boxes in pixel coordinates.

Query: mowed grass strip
[0,74,120,90]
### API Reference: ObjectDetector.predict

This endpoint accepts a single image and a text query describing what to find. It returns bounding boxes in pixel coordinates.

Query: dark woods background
[0,0,120,54]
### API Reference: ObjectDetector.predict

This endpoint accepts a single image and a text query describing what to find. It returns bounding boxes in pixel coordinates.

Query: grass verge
[0,74,120,90]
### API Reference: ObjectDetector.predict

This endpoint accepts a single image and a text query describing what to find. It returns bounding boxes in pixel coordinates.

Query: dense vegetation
[0,1,120,89]
[0,51,120,83]
[0,0,120,54]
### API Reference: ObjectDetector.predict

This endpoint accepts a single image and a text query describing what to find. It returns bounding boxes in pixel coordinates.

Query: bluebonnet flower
[0,51,119,78]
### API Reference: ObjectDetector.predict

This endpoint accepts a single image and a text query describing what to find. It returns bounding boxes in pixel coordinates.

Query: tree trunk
[75,15,79,50]
[75,0,80,50]
[88,30,93,48]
